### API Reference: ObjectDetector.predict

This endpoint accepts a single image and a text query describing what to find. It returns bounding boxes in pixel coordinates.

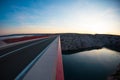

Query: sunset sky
[0,0,120,35]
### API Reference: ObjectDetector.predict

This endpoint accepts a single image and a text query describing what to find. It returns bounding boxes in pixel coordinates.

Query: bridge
[0,36,64,80]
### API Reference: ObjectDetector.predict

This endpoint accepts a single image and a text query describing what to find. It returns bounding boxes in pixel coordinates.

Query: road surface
[0,36,56,80]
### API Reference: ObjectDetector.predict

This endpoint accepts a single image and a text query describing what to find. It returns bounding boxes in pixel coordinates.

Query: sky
[0,0,120,35]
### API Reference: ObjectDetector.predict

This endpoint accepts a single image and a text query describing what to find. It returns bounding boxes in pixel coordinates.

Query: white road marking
[22,36,59,80]
[0,38,49,58]
[0,37,48,50]
[15,40,51,80]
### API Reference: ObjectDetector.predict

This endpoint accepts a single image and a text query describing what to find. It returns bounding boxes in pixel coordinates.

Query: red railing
[56,37,64,80]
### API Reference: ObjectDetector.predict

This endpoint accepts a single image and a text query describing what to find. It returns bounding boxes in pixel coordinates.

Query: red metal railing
[56,37,64,80]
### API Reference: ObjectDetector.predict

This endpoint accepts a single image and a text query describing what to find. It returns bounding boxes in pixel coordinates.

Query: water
[63,48,120,80]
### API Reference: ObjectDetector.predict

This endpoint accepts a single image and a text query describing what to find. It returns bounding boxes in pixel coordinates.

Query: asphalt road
[0,37,48,56]
[0,36,56,80]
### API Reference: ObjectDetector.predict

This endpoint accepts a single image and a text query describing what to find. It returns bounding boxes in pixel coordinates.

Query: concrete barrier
[16,36,64,80]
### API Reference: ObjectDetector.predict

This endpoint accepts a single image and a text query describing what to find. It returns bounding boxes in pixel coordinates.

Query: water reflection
[63,48,120,80]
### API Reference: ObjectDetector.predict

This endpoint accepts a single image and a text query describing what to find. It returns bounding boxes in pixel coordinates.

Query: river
[63,48,120,80]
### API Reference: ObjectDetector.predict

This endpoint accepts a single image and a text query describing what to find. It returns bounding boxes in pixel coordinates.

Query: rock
[60,33,120,53]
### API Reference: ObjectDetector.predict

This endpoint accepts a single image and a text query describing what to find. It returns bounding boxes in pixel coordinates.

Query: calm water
[63,48,120,80]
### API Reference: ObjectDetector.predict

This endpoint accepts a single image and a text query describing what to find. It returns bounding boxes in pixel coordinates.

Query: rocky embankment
[60,33,120,80]
[60,33,120,53]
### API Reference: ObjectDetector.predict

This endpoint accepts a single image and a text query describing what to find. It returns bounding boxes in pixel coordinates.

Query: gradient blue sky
[0,0,120,35]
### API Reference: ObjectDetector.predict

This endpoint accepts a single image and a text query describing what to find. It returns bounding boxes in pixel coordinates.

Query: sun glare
[74,9,115,34]
[0,0,119,35]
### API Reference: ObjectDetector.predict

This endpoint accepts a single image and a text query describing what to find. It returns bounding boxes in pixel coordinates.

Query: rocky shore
[60,33,120,80]
[60,33,120,54]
